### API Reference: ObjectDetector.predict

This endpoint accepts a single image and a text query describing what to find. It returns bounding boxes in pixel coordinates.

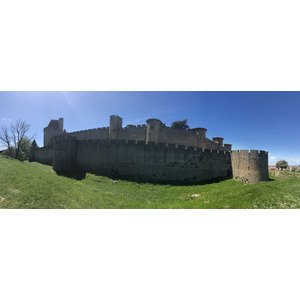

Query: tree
[0,125,13,157]
[18,137,32,161]
[171,119,190,130]
[0,119,34,161]
[276,160,288,170]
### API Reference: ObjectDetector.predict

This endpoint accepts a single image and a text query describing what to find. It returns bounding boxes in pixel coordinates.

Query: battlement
[37,115,268,184]
[68,127,109,141]
[73,137,233,151]
[75,138,231,157]
[126,124,147,129]
[71,127,109,134]
[231,149,268,155]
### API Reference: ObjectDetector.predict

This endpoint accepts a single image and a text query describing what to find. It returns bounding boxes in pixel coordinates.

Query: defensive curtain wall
[43,116,232,151]
[30,115,269,184]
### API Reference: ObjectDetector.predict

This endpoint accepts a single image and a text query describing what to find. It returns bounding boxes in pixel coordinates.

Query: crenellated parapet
[69,127,109,140]
[72,138,231,153]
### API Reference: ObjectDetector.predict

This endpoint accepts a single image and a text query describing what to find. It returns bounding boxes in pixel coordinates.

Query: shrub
[171,119,189,130]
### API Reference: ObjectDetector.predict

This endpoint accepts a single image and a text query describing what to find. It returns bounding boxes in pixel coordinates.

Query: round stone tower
[213,137,224,147]
[193,128,207,148]
[193,128,207,138]
[231,150,269,184]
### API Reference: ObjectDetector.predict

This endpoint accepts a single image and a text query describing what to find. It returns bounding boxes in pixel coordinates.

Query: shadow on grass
[89,172,233,187]
[52,167,274,187]
[56,168,232,186]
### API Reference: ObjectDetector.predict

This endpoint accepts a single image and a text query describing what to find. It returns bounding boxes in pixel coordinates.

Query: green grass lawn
[1,156,300,209]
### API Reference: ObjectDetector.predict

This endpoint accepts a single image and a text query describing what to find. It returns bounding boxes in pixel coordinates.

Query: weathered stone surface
[30,115,269,184]
[231,150,269,184]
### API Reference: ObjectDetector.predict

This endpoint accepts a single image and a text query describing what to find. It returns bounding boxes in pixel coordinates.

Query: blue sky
[0,91,299,165]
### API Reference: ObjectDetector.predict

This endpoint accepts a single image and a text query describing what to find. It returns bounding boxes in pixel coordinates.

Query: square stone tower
[44,118,64,147]
[109,115,123,140]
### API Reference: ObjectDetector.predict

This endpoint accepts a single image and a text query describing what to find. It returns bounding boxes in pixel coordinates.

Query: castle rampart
[53,135,78,177]
[118,124,147,142]
[68,127,109,140]
[30,145,53,166]
[32,115,269,184]
[52,137,232,183]
[43,115,229,151]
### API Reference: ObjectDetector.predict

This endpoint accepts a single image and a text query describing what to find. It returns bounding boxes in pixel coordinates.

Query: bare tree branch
[0,126,13,157]
[0,119,35,160]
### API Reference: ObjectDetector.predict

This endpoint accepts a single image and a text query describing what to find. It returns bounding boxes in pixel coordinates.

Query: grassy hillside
[1,156,300,209]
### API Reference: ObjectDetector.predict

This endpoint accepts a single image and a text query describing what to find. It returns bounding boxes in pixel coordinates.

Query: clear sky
[0,91,299,165]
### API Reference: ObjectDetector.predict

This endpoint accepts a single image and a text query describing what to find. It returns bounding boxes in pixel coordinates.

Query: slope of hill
[1,156,300,209]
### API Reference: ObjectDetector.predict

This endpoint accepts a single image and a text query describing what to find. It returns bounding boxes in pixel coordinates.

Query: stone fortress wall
[50,136,232,183]
[31,115,269,184]
[44,116,232,151]
[30,145,53,166]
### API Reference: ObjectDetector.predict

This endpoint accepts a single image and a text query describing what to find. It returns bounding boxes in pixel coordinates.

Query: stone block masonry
[31,115,269,184]
[74,139,232,183]
[29,145,53,166]
[231,150,269,184]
